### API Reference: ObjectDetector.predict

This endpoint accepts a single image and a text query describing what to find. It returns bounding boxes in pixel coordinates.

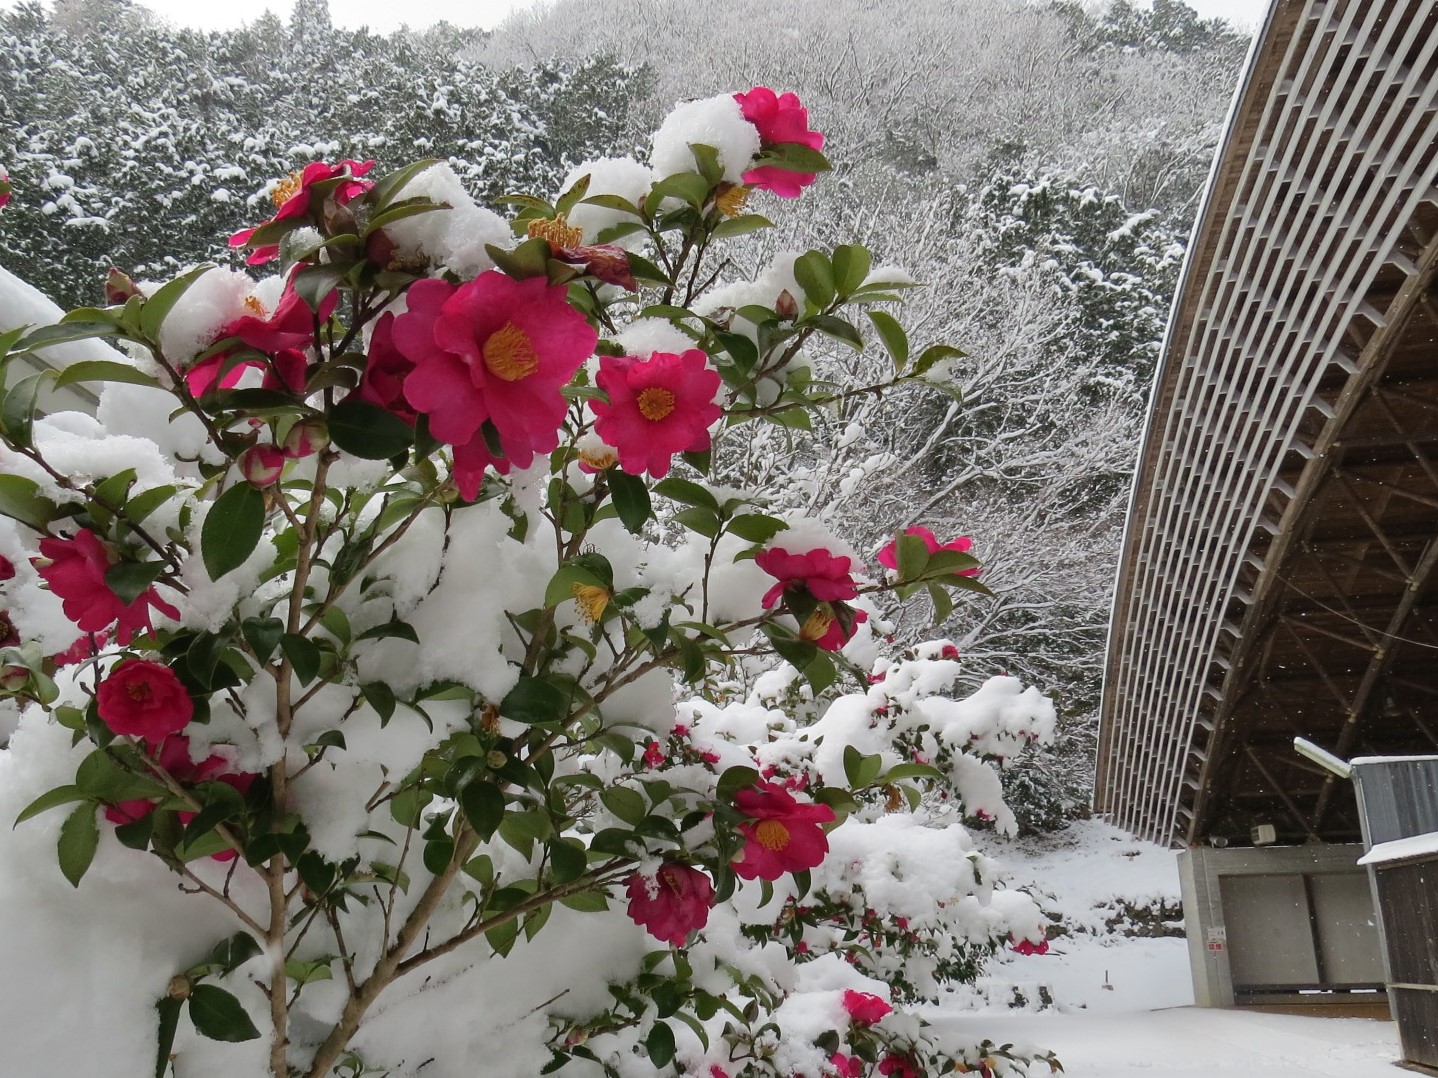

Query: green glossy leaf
[369,157,442,210]
[807,314,864,350]
[866,310,909,372]
[578,192,642,217]
[549,838,587,883]
[187,984,261,1043]
[210,931,263,975]
[53,360,160,391]
[752,142,832,174]
[291,264,346,313]
[599,786,646,826]
[123,484,181,525]
[909,344,966,381]
[653,477,718,511]
[0,474,58,530]
[14,784,86,826]
[361,682,397,725]
[649,172,711,210]
[155,995,182,1078]
[280,634,320,686]
[328,399,414,460]
[646,1021,676,1068]
[831,244,873,296]
[355,619,419,645]
[201,482,265,580]
[928,581,954,624]
[2,370,53,447]
[284,957,334,987]
[607,470,651,535]
[559,889,610,912]
[500,676,569,726]
[15,321,120,351]
[792,252,836,309]
[139,265,213,343]
[726,513,788,544]
[57,803,99,888]
[555,172,591,218]
[459,780,506,841]
[673,506,720,538]
[716,765,759,803]
[105,560,165,605]
[711,214,773,239]
[241,616,284,663]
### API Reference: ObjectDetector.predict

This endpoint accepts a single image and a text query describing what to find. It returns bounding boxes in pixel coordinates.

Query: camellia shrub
[0,87,1059,1078]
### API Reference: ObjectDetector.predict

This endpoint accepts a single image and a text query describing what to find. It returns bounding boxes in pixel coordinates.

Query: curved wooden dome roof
[1096,0,1438,847]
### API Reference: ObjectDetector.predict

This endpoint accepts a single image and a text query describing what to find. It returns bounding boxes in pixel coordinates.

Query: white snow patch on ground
[925,818,1403,1075]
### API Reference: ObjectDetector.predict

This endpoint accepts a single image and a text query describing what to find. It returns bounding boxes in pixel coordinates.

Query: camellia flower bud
[104,267,141,305]
[239,444,287,487]
[282,418,330,459]
[0,665,31,692]
[774,289,799,320]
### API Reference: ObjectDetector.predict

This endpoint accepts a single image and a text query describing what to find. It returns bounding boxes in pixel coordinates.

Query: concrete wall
[1178,843,1383,1007]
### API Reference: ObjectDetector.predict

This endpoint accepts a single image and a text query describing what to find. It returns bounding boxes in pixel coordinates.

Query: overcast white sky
[0,0,1272,34]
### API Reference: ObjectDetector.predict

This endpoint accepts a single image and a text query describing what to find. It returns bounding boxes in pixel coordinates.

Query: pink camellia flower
[35,530,178,645]
[731,780,835,881]
[0,167,10,209]
[103,798,157,825]
[842,989,892,1026]
[642,740,665,769]
[830,1053,863,1078]
[229,159,375,265]
[755,547,860,609]
[625,862,715,946]
[733,87,825,198]
[878,1053,920,1078]
[1012,935,1050,956]
[184,346,308,399]
[355,312,419,425]
[0,554,14,581]
[95,658,194,744]
[398,273,598,499]
[228,277,337,355]
[52,630,107,667]
[591,350,722,478]
[877,526,979,577]
[238,444,287,487]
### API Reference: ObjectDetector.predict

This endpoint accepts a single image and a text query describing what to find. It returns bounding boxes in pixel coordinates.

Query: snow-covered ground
[929,819,1403,1075]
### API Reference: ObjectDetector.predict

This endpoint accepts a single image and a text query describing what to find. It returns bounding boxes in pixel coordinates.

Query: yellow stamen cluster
[579,445,619,471]
[754,819,791,851]
[269,170,304,209]
[800,607,835,643]
[479,703,502,736]
[571,583,610,624]
[482,323,540,382]
[636,386,677,422]
[241,294,267,317]
[715,183,751,218]
[527,216,583,252]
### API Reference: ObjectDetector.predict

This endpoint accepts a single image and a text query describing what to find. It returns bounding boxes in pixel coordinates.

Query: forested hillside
[0,0,1249,828]
[0,0,643,305]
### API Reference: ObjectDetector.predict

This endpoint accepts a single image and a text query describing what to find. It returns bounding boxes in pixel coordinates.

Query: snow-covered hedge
[0,89,1057,1078]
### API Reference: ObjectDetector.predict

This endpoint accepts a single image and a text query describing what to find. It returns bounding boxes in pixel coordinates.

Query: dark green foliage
[0,0,645,306]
